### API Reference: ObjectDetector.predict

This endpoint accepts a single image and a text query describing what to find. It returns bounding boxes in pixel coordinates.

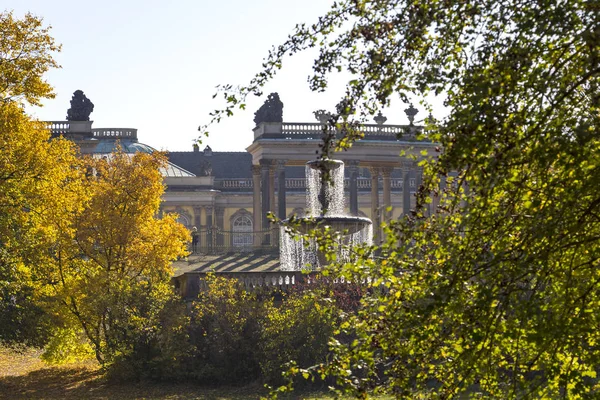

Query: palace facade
[47,108,437,259]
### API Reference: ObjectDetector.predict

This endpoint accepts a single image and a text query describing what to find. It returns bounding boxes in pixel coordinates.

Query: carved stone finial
[66,90,94,121]
[253,92,284,126]
[313,109,333,124]
[404,104,419,125]
[374,111,387,125]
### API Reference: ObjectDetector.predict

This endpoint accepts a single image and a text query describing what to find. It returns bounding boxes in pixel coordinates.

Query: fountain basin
[285,215,372,235]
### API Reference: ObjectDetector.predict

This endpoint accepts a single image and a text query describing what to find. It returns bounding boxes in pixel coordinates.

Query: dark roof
[168,151,252,178]
[166,151,408,180]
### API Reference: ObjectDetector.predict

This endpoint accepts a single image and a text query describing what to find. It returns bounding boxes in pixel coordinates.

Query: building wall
[161,190,410,232]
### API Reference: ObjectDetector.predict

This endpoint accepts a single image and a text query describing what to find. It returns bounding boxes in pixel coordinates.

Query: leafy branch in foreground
[218,0,599,398]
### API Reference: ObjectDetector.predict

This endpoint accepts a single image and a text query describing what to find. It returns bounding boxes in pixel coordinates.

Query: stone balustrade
[280,122,421,140]
[46,121,71,134]
[173,271,318,299]
[286,178,307,189]
[357,178,371,189]
[45,121,138,140]
[91,128,138,139]
[253,121,425,141]
[219,179,253,188]
[216,177,403,190]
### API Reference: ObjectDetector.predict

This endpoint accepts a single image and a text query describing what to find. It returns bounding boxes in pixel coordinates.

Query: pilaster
[260,159,272,244]
[193,206,202,228]
[277,160,287,219]
[346,160,360,216]
[381,166,393,222]
[252,165,262,245]
[369,166,380,241]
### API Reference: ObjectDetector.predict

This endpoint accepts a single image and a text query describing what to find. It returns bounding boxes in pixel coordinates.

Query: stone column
[260,159,272,244]
[252,165,261,245]
[193,206,202,228]
[215,207,225,249]
[347,160,359,215]
[277,160,287,219]
[369,167,380,240]
[414,167,429,215]
[402,165,412,216]
[382,166,393,223]
[269,164,276,245]
[205,205,213,252]
[269,167,276,213]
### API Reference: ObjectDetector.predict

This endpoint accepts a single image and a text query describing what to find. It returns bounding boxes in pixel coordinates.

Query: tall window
[232,214,253,248]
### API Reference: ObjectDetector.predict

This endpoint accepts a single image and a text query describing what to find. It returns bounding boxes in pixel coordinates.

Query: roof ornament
[404,104,419,125]
[313,109,333,125]
[199,160,212,176]
[373,111,387,125]
[253,92,284,126]
[66,90,94,121]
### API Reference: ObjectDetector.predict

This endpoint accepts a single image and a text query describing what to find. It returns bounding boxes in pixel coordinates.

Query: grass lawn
[0,346,379,400]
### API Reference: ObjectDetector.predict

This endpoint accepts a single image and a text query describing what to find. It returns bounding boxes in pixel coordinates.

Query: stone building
[47,107,437,263]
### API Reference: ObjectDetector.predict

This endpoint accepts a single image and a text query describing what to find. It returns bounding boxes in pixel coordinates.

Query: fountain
[280,159,373,271]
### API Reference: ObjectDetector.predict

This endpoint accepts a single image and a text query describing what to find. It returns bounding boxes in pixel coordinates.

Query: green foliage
[0,275,53,348]
[216,0,600,398]
[105,294,192,381]
[260,286,338,385]
[117,275,343,387]
[186,275,264,384]
[0,11,60,106]
[41,327,94,364]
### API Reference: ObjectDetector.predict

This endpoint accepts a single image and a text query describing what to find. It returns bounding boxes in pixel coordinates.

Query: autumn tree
[44,149,189,365]
[0,11,80,347]
[0,12,189,368]
[0,11,60,105]
[214,0,600,398]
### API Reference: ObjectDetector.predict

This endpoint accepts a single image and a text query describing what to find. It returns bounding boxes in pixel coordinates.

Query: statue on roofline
[253,92,283,126]
[199,160,212,176]
[66,90,94,121]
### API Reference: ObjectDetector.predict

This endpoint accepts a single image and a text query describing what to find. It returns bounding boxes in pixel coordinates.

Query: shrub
[260,287,339,385]
[186,275,264,384]
[105,274,361,386]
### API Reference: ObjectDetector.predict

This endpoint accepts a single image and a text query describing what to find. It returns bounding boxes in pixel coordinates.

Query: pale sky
[6,1,441,152]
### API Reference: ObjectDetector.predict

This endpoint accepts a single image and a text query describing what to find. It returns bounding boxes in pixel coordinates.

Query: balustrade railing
[219,179,253,189]
[92,128,138,139]
[216,177,403,190]
[278,122,422,141]
[286,178,306,189]
[173,270,364,298]
[46,121,70,134]
[174,270,319,298]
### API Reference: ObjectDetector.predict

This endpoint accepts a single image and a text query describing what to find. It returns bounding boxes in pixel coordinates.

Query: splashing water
[280,159,373,271]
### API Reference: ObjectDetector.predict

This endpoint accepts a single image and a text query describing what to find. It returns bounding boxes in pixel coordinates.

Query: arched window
[174,207,192,229]
[232,213,253,248]
[177,214,191,229]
